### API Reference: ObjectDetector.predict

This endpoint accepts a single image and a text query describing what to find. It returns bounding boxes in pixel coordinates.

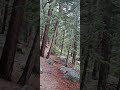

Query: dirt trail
[40,47,80,90]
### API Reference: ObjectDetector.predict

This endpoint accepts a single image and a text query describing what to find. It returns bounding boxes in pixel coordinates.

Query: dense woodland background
[0,0,40,90]
[81,0,120,90]
[40,0,80,65]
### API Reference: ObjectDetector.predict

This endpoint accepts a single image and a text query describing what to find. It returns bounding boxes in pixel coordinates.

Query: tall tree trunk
[60,29,65,55]
[72,39,77,65]
[0,0,10,34]
[18,24,40,85]
[54,2,62,46]
[54,30,58,45]
[80,47,90,90]
[65,48,70,67]
[40,5,52,57]
[72,20,78,64]
[46,20,58,59]
[0,0,26,80]
[97,31,111,90]
[97,0,112,89]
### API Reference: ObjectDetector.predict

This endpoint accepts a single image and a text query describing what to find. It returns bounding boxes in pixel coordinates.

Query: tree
[0,0,26,80]
[97,0,112,89]
[80,46,90,90]
[46,20,58,59]
[40,5,53,57]
[18,22,40,85]
[60,27,65,56]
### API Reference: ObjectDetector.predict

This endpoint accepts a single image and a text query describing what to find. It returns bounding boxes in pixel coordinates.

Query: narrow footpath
[40,47,80,90]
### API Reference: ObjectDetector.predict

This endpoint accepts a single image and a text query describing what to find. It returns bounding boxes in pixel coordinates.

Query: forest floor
[40,46,80,90]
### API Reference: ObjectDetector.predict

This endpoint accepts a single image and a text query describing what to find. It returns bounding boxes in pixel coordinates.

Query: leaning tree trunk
[0,0,10,34]
[46,20,58,59]
[40,5,52,57]
[0,0,26,80]
[18,23,40,85]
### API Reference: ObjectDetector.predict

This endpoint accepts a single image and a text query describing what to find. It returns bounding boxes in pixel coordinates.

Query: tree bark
[46,20,58,59]
[72,39,77,65]
[97,0,112,89]
[0,0,26,80]
[18,23,40,85]
[97,31,111,90]
[65,48,70,67]
[40,5,52,57]
[92,60,99,80]
[60,29,65,56]
[92,32,101,80]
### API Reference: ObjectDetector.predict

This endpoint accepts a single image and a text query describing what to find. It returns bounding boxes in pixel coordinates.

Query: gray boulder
[60,66,80,82]
[60,66,69,73]
[64,69,80,82]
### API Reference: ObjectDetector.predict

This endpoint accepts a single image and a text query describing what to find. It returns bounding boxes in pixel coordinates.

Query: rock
[64,69,80,82]
[75,61,80,65]
[73,61,80,71]
[21,85,34,90]
[60,66,68,73]
[60,66,80,82]
[59,56,67,63]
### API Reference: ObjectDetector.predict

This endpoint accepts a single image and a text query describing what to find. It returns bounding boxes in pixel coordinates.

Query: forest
[1,0,120,90]
[40,0,80,90]
[0,0,40,90]
[81,0,120,90]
